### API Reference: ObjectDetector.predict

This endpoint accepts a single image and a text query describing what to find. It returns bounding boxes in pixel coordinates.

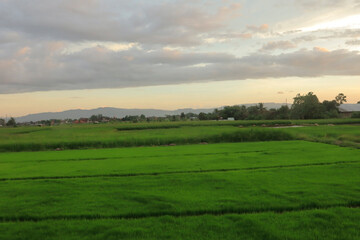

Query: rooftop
[338,104,360,112]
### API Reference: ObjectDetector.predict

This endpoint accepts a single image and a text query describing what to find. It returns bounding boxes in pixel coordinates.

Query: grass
[0,207,359,240]
[0,140,359,239]
[114,119,294,130]
[284,125,360,148]
[1,162,359,219]
[0,141,360,219]
[0,125,294,152]
[111,118,360,130]
[0,119,359,152]
[0,141,359,179]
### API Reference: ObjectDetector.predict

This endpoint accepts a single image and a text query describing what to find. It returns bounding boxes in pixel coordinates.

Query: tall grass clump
[115,118,360,131]
[209,129,294,143]
[0,128,294,152]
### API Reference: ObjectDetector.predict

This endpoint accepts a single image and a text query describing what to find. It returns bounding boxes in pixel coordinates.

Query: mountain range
[14,103,287,122]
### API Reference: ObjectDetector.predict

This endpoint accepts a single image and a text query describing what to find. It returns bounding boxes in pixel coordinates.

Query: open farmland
[2,0,360,238]
[0,130,359,239]
[0,119,360,152]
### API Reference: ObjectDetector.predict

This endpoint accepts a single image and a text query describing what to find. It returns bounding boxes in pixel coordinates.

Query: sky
[1,0,360,117]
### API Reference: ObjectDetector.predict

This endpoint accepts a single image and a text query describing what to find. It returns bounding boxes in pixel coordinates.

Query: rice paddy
[0,121,359,239]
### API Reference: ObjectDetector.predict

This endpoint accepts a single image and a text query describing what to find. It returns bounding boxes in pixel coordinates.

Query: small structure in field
[338,104,360,118]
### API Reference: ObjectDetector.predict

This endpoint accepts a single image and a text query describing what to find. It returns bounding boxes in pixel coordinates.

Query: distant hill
[15,103,287,122]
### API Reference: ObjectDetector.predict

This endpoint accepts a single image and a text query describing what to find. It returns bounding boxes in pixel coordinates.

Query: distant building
[79,118,89,124]
[227,117,235,121]
[338,104,360,118]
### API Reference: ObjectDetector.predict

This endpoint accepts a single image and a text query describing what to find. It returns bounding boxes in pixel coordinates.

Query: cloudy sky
[1,0,360,117]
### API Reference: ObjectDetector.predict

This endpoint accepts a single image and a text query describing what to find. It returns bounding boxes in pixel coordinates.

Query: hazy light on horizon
[1,77,359,118]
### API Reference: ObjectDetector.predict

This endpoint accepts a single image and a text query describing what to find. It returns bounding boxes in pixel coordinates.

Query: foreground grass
[1,141,359,239]
[0,141,359,179]
[0,207,359,240]
[1,163,359,219]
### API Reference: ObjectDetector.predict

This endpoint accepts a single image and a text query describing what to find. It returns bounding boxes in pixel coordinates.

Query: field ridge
[1,202,359,223]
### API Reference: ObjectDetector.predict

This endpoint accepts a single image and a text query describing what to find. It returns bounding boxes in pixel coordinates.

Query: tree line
[197,92,349,120]
[1,92,358,127]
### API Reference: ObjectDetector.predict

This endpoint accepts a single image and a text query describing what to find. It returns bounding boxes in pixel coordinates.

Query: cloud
[294,0,349,10]
[331,29,360,38]
[280,0,358,13]
[205,32,253,43]
[0,31,20,44]
[2,0,360,95]
[247,24,269,33]
[292,35,317,43]
[16,47,31,56]
[290,29,360,44]
[346,39,360,45]
[0,0,241,46]
[260,41,297,51]
[313,46,329,52]
[1,46,360,94]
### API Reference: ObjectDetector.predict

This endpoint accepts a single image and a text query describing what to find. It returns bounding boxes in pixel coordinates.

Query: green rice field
[0,121,359,239]
[0,119,359,152]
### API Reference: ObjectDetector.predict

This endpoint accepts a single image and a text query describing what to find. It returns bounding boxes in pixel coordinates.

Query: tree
[247,104,267,120]
[322,100,337,112]
[0,118,4,126]
[6,117,16,127]
[212,108,220,120]
[276,105,291,119]
[180,112,186,120]
[220,106,233,119]
[90,114,103,122]
[198,112,207,120]
[357,101,360,104]
[234,105,248,120]
[247,106,260,118]
[291,92,324,119]
[322,100,338,118]
[335,93,347,106]
[258,103,266,114]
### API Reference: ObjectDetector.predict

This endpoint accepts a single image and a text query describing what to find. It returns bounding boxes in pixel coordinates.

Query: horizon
[2,78,360,118]
[1,1,360,117]
[4,100,359,120]
[10,102,285,119]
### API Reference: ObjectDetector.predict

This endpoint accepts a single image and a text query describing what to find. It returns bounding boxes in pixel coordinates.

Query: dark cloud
[1,0,360,95]
[0,0,241,46]
[1,45,360,94]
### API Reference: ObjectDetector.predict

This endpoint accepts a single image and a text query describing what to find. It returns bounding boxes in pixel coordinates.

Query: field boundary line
[0,202,359,223]
[0,160,359,182]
